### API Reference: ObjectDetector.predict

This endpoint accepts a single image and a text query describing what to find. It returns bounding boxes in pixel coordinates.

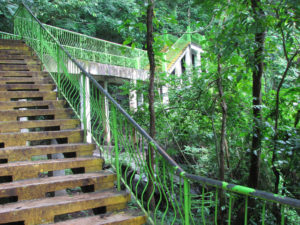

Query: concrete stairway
[0,39,147,225]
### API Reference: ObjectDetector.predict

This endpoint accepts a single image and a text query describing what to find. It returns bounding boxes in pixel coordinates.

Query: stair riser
[0,50,32,56]
[0,84,54,91]
[0,119,80,133]
[0,100,65,110]
[0,44,30,50]
[0,174,115,201]
[0,192,129,225]
[0,78,52,84]
[0,130,83,147]
[0,109,73,122]
[0,55,38,60]
[0,60,41,65]
[0,91,56,101]
[0,158,103,181]
[0,71,47,77]
[0,144,95,162]
[0,64,41,71]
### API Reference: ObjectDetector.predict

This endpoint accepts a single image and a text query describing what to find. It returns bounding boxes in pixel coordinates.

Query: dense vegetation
[1,0,299,223]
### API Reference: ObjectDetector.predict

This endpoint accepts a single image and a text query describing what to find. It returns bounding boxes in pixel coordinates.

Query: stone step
[0,59,41,65]
[0,143,95,162]
[0,129,83,147]
[0,90,56,101]
[0,83,54,91]
[0,108,73,121]
[0,54,38,60]
[0,49,32,56]
[0,190,129,225]
[50,210,147,225]
[0,157,103,181]
[0,64,41,71]
[0,171,115,201]
[0,119,80,133]
[0,39,25,45]
[0,71,48,77]
[0,44,30,51]
[0,76,52,84]
[0,100,65,110]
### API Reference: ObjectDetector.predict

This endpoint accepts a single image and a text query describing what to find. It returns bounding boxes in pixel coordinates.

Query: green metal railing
[0,31,22,40]
[10,2,300,225]
[43,23,147,69]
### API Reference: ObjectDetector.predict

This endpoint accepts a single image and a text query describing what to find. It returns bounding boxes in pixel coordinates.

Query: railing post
[56,45,61,95]
[80,74,92,143]
[182,172,190,225]
[85,76,92,143]
[112,106,121,191]
[39,26,43,62]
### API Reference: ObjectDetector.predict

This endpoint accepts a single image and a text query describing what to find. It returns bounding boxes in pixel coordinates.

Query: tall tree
[146,0,156,210]
[247,0,266,189]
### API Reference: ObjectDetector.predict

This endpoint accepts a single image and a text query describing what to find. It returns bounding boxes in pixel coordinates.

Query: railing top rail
[14,1,300,210]
[186,173,300,209]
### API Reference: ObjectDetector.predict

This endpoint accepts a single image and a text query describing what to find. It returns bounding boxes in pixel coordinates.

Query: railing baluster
[244,196,248,225]
[215,188,218,225]
[262,201,266,225]
[202,186,206,225]
[228,195,233,225]
[281,205,285,225]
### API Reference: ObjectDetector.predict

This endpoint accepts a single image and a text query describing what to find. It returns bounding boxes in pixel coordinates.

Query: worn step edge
[0,119,80,133]
[0,129,83,147]
[48,210,147,225]
[0,71,48,77]
[0,190,130,224]
[0,143,95,162]
[0,100,65,110]
[0,84,55,91]
[0,171,116,201]
[0,157,103,181]
[0,108,73,120]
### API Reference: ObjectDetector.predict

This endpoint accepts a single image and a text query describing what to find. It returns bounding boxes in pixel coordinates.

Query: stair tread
[0,100,65,110]
[0,71,47,76]
[0,108,73,122]
[0,128,81,136]
[0,171,114,190]
[0,190,129,213]
[0,157,99,168]
[0,119,80,133]
[50,210,147,225]
[0,59,41,64]
[0,143,95,161]
[1,142,95,151]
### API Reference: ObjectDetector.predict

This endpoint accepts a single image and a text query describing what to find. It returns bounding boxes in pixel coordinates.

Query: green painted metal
[0,31,22,40]
[244,196,248,225]
[262,201,266,225]
[8,2,300,225]
[183,173,190,225]
[228,195,233,225]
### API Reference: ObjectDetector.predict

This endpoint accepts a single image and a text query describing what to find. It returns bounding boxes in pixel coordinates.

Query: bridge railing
[43,23,147,69]
[12,2,300,225]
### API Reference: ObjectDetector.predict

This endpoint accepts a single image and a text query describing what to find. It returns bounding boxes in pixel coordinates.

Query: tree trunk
[247,0,266,189]
[146,0,156,211]
[216,55,227,225]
